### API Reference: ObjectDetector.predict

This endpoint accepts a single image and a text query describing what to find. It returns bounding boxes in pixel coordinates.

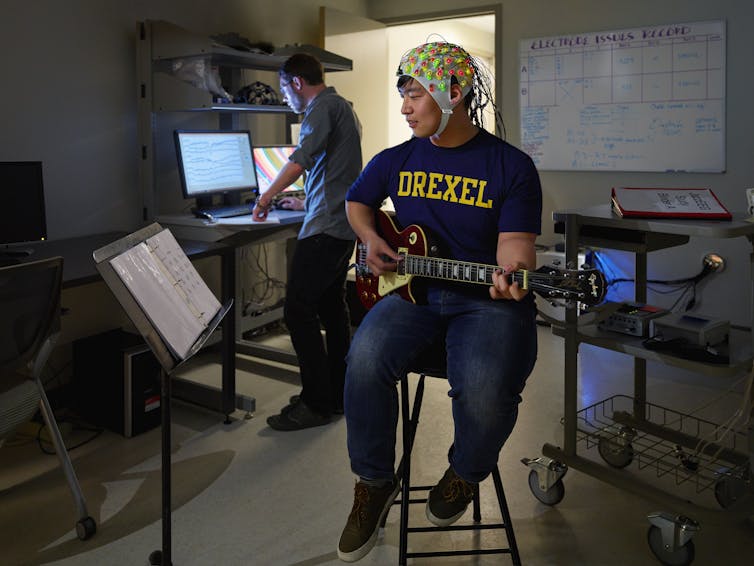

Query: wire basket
[574,394,751,502]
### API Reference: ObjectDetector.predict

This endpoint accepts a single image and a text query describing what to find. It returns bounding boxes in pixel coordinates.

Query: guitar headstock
[530,265,607,306]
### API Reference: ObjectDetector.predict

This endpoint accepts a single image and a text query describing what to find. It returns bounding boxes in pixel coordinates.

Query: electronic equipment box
[598,302,670,337]
[73,329,161,437]
[650,313,730,346]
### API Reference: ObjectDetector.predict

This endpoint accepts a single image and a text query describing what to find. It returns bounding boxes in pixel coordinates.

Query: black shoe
[426,466,476,527]
[281,394,302,415]
[286,394,343,415]
[337,478,399,562]
[267,400,331,431]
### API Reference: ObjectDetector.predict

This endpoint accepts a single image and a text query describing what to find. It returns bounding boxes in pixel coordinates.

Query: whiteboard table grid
[519,20,725,172]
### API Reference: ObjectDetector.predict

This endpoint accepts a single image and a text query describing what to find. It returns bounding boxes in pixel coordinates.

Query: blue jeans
[345,287,537,483]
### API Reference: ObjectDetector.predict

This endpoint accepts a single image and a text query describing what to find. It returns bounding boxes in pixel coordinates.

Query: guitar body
[355,211,431,309]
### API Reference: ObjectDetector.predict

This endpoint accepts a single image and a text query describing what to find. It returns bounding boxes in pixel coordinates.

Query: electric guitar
[354,209,606,310]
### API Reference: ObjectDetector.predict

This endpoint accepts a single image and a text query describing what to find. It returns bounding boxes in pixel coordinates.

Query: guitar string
[404,256,590,296]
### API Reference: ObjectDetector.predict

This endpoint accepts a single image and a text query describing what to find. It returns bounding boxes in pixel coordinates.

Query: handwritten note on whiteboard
[519,20,725,172]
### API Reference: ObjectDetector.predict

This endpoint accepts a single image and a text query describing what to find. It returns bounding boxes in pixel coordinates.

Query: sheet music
[145,229,221,326]
[109,229,221,359]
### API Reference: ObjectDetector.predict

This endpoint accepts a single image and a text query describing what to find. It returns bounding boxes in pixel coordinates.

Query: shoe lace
[443,475,474,503]
[349,483,371,527]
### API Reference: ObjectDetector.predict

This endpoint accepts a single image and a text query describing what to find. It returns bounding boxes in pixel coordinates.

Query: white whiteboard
[519,20,725,172]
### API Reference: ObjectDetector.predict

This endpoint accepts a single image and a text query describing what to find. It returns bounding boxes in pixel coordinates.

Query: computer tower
[73,329,161,437]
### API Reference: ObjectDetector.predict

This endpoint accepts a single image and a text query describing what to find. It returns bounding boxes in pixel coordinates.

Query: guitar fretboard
[401,254,527,288]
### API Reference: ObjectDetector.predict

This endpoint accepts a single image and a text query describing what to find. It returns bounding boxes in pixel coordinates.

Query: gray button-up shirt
[290,86,362,241]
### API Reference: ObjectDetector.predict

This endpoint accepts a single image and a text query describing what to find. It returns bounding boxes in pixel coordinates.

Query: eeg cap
[397,41,475,135]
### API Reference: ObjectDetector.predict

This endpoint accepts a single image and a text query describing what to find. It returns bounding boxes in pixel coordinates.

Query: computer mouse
[194,210,215,221]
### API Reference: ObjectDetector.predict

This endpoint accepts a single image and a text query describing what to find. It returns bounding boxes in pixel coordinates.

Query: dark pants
[284,233,355,416]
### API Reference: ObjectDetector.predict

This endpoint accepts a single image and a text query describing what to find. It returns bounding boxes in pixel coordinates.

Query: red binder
[611,187,732,220]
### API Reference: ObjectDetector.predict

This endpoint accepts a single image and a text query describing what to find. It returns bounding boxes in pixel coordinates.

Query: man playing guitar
[337,40,543,562]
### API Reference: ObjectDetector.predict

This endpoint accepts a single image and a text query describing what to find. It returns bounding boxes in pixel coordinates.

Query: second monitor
[253,145,305,198]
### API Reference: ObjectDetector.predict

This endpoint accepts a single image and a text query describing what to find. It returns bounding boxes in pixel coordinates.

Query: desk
[23,231,242,419]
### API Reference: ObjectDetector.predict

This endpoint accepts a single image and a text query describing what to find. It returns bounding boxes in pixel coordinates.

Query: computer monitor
[174,130,259,209]
[252,145,305,195]
[0,161,47,257]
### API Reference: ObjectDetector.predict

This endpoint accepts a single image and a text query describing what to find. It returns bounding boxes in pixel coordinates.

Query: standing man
[337,41,542,562]
[253,53,362,431]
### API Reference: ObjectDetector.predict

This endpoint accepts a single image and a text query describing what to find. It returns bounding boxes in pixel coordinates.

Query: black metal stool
[393,343,522,565]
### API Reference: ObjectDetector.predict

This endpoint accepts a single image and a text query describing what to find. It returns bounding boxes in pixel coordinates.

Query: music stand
[94,223,232,566]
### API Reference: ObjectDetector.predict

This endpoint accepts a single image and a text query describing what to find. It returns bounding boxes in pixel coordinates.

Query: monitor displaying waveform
[174,130,259,199]
[252,145,305,194]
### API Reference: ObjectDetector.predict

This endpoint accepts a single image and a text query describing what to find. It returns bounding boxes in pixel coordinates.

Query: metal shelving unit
[523,204,754,565]
[134,19,352,418]
[136,19,352,220]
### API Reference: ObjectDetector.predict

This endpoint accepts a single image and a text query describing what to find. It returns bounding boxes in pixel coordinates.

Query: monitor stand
[193,192,243,212]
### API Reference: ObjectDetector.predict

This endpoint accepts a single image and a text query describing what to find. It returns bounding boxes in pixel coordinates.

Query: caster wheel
[714,475,747,509]
[527,469,565,505]
[598,432,634,469]
[75,516,96,541]
[647,525,695,566]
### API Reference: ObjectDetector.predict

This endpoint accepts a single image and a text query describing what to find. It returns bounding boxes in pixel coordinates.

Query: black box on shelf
[73,329,161,437]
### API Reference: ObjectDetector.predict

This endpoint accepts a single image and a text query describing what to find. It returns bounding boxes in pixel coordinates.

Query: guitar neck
[402,254,530,289]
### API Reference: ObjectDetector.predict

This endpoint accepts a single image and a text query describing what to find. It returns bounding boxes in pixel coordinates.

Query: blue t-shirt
[346,129,542,267]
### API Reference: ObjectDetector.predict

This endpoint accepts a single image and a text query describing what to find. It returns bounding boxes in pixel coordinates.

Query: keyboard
[193,203,253,219]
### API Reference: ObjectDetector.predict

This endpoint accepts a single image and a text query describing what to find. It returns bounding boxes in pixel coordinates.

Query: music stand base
[149,549,171,565]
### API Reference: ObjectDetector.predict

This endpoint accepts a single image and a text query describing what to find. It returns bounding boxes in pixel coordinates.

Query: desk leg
[221,247,236,421]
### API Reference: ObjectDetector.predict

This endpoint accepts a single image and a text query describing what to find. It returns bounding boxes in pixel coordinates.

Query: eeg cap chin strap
[397,42,475,136]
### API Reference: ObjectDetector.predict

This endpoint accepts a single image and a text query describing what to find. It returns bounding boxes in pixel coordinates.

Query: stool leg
[396,373,521,565]
[492,467,521,565]
[399,374,411,566]
[398,373,426,566]
[472,483,481,522]
[396,375,425,479]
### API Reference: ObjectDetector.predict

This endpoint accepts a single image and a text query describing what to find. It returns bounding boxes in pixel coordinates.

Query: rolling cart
[522,205,754,565]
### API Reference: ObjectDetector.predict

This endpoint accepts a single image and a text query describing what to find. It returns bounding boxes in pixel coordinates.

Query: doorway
[323,9,498,163]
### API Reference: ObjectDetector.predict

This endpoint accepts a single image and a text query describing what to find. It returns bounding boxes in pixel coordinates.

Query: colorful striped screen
[252,145,305,193]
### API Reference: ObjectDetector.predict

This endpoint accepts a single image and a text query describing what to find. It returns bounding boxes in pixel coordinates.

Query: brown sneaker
[337,478,399,562]
[426,466,476,527]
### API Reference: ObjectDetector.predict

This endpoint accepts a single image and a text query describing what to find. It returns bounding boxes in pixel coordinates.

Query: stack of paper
[611,187,732,220]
